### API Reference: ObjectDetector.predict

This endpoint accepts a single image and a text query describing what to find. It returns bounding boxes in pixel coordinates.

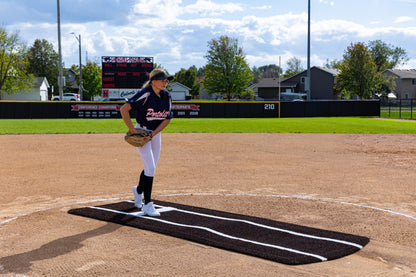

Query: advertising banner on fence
[171,104,200,117]
[71,104,123,118]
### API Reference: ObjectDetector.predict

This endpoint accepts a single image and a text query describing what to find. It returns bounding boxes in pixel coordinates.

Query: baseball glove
[124,129,152,147]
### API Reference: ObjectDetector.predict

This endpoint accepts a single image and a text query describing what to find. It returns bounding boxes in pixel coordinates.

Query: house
[256,66,340,100]
[198,87,220,100]
[169,82,191,101]
[282,67,340,100]
[382,69,416,99]
[255,77,295,100]
[1,77,49,101]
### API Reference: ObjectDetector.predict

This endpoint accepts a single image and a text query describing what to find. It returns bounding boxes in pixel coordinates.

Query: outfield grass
[0,117,415,134]
[380,109,415,120]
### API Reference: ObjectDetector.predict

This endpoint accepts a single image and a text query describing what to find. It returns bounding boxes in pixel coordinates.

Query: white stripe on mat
[150,203,364,249]
[89,205,328,261]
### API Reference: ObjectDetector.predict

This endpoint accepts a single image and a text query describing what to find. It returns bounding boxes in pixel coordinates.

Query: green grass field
[0,117,415,134]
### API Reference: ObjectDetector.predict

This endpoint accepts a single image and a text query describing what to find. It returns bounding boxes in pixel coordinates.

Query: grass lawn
[0,117,415,134]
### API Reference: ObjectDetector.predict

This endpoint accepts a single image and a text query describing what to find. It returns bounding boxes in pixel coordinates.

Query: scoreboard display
[101,56,153,91]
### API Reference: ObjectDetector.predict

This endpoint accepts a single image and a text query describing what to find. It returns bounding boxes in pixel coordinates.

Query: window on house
[412,79,416,85]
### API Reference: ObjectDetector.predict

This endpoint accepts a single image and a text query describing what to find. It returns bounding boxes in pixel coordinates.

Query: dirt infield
[1,133,415,276]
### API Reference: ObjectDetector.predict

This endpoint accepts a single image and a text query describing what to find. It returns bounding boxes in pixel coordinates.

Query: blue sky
[1,0,415,74]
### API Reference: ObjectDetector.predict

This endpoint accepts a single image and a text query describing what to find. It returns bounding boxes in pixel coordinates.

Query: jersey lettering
[146,108,170,121]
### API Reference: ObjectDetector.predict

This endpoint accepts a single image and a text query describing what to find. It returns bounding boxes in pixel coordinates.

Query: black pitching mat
[68,200,369,265]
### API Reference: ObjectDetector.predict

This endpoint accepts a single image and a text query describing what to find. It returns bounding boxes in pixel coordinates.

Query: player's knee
[144,168,156,177]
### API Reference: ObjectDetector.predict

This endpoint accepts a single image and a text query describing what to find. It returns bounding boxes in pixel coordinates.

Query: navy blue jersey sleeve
[127,89,149,110]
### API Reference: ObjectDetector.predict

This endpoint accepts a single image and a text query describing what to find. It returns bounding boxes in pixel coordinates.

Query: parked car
[51,93,80,101]
[101,97,128,101]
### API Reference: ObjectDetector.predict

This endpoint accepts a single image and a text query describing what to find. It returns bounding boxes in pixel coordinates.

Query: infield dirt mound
[0,133,415,276]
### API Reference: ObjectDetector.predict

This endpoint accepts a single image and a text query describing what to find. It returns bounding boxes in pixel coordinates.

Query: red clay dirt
[0,133,415,276]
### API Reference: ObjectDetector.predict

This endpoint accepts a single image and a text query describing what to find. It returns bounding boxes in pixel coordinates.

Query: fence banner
[0,100,379,119]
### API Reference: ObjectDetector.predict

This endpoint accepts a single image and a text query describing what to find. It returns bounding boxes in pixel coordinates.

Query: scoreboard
[101,56,153,98]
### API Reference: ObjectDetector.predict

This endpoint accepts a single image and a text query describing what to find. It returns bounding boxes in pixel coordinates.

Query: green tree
[283,57,304,77]
[252,64,282,83]
[373,72,396,98]
[336,42,378,99]
[174,67,196,89]
[324,59,342,69]
[173,66,201,99]
[78,61,101,100]
[196,66,204,77]
[26,39,59,98]
[0,27,33,98]
[258,64,281,78]
[251,66,262,83]
[368,40,408,72]
[202,36,253,100]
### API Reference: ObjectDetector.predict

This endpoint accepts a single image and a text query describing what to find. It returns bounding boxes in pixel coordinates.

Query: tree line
[0,26,409,101]
[0,27,103,100]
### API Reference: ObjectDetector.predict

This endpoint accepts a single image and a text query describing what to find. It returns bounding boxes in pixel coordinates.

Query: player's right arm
[120,103,137,134]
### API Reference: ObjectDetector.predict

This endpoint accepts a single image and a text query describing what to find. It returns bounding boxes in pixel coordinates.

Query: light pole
[71,32,83,100]
[57,0,63,100]
[306,0,311,101]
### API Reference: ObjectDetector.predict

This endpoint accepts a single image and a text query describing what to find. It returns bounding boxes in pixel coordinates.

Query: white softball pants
[135,126,161,177]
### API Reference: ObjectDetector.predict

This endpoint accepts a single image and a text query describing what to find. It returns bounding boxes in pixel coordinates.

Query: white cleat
[142,202,160,217]
[132,186,143,209]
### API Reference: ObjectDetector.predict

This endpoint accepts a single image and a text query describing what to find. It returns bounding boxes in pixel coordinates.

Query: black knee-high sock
[142,174,154,204]
[137,170,145,194]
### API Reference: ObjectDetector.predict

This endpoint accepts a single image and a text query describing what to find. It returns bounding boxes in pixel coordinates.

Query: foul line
[0,196,131,227]
[2,192,415,227]
[160,193,416,222]
[89,205,327,262]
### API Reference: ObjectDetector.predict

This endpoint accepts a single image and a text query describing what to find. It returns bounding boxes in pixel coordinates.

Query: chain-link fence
[380,99,415,120]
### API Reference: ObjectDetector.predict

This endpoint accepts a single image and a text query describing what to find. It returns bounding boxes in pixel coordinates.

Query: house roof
[256,77,290,88]
[33,77,49,88]
[383,69,416,79]
[170,82,191,91]
[284,66,340,82]
[315,66,340,76]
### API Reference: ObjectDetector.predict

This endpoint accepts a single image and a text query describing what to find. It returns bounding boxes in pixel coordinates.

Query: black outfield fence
[380,98,415,120]
[280,100,379,117]
[0,100,380,119]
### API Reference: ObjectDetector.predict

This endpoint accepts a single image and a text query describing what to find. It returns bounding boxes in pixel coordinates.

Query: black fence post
[388,99,391,118]
[399,99,402,119]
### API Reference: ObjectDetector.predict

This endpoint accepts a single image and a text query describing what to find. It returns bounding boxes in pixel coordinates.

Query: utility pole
[278,56,281,101]
[71,32,83,100]
[57,0,63,100]
[306,0,311,100]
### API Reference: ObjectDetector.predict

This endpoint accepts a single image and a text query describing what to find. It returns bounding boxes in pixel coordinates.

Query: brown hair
[142,68,166,89]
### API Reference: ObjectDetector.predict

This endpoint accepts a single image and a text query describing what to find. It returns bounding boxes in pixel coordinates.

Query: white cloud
[184,0,243,16]
[394,16,414,23]
[129,0,182,24]
[251,5,272,10]
[319,0,334,6]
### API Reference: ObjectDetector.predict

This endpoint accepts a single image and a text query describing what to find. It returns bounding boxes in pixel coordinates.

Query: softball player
[120,68,173,216]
